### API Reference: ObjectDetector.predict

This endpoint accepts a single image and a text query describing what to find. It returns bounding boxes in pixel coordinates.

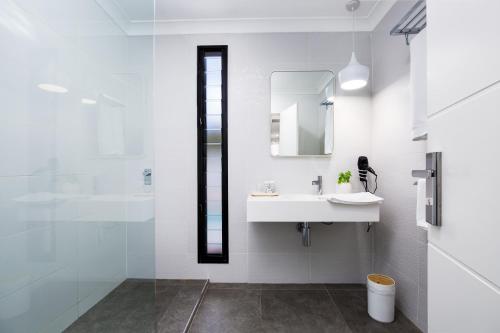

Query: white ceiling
[156,0,377,21]
[101,0,397,35]
[113,0,154,21]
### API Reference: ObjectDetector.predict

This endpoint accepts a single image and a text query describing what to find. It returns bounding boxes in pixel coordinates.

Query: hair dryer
[358,156,378,193]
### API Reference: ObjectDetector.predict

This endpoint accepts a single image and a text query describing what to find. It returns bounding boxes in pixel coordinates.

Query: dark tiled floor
[64,279,207,333]
[189,283,421,333]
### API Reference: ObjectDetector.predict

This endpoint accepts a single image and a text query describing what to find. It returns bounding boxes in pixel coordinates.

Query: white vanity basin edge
[247,193,382,223]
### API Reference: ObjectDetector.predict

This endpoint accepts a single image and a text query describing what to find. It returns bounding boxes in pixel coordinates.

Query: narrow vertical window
[197,46,228,263]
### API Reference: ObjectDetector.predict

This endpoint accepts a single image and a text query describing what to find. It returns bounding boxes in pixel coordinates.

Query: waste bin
[367,273,396,323]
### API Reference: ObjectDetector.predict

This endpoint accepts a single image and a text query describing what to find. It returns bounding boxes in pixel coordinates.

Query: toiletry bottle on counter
[263,180,276,193]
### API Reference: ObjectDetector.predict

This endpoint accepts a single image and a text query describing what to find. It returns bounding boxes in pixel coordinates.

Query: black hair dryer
[358,156,377,193]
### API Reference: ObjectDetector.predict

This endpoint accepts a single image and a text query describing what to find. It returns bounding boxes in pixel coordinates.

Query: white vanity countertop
[247,192,382,223]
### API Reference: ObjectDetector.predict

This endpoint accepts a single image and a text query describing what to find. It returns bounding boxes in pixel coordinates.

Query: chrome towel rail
[390,0,426,45]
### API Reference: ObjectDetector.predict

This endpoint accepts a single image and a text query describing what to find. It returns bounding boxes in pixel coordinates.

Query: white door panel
[428,245,500,333]
[427,84,500,286]
[427,0,500,330]
[427,0,500,116]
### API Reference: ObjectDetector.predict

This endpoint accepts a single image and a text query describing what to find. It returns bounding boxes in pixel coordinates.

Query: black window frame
[197,45,229,264]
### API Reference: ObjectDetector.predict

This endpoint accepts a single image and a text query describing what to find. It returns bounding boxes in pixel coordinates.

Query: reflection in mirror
[271,71,335,157]
[87,73,146,157]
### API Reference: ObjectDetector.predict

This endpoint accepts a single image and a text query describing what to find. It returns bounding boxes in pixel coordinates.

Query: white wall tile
[247,223,306,254]
[0,177,33,238]
[126,222,155,279]
[154,32,374,283]
[206,253,248,283]
[310,253,371,284]
[227,220,248,254]
[156,253,207,280]
[310,223,372,254]
[371,2,428,330]
[417,285,428,333]
[0,266,78,333]
[375,226,419,279]
[377,262,419,325]
[248,253,309,283]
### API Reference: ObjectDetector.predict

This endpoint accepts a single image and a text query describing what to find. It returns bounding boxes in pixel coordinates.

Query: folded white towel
[416,178,428,229]
[410,30,427,140]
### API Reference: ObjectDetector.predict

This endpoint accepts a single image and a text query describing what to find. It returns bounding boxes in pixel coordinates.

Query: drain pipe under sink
[296,222,311,247]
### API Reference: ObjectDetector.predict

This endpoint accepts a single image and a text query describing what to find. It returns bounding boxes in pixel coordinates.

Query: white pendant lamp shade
[339,0,369,91]
[338,52,369,90]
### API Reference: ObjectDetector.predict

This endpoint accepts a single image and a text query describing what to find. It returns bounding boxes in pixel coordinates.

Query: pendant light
[339,0,369,91]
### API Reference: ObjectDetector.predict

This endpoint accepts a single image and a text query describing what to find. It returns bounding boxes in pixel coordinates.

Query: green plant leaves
[337,170,352,184]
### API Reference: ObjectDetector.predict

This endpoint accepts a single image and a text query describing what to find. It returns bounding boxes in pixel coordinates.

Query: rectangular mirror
[270,71,335,157]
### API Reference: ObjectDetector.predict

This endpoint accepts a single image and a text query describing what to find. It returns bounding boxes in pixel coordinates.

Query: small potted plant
[337,170,352,193]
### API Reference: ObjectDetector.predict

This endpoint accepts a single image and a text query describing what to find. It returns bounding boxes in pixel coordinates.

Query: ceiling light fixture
[81,98,97,105]
[37,83,68,94]
[338,0,369,91]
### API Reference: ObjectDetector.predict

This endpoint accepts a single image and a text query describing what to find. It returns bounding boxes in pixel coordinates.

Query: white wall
[426,0,500,332]
[154,32,374,283]
[370,2,428,331]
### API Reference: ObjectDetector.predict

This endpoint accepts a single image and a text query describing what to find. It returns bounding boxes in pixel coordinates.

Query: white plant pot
[337,182,352,194]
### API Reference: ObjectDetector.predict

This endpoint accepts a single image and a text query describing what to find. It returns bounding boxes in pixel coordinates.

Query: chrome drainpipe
[296,222,311,247]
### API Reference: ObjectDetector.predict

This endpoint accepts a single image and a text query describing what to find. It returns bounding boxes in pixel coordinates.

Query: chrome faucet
[312,176,323,195]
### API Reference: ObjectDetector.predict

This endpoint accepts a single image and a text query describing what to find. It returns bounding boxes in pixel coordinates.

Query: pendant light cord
[352,6,356,53]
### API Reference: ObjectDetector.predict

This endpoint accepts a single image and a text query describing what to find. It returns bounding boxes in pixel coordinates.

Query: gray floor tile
[65,279,206,333]
[329,289,421,333]
[190,284,421,333]
[324,284,366,292]
[207,283,251,290]
[66,282,422,333]
[189,289,263,333]
[258,283,326,290]
[157,285,207,333]
[155,285,180,318]
[260,290,351,333]
[156,279,207,287]
[207,283,326,291]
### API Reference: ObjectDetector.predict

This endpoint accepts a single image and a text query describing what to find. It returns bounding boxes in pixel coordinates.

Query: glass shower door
[0,0,155,331]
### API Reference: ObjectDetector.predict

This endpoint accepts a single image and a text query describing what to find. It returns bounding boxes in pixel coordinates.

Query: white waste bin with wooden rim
[367,274,396,323]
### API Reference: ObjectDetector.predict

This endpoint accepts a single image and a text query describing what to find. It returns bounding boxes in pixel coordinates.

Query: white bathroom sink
[78,194,155,223]
[13,192,88,204]
[13,192,87,223]
[325,192,384,205]
[13,192,155,223]
[247,193,381,222]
